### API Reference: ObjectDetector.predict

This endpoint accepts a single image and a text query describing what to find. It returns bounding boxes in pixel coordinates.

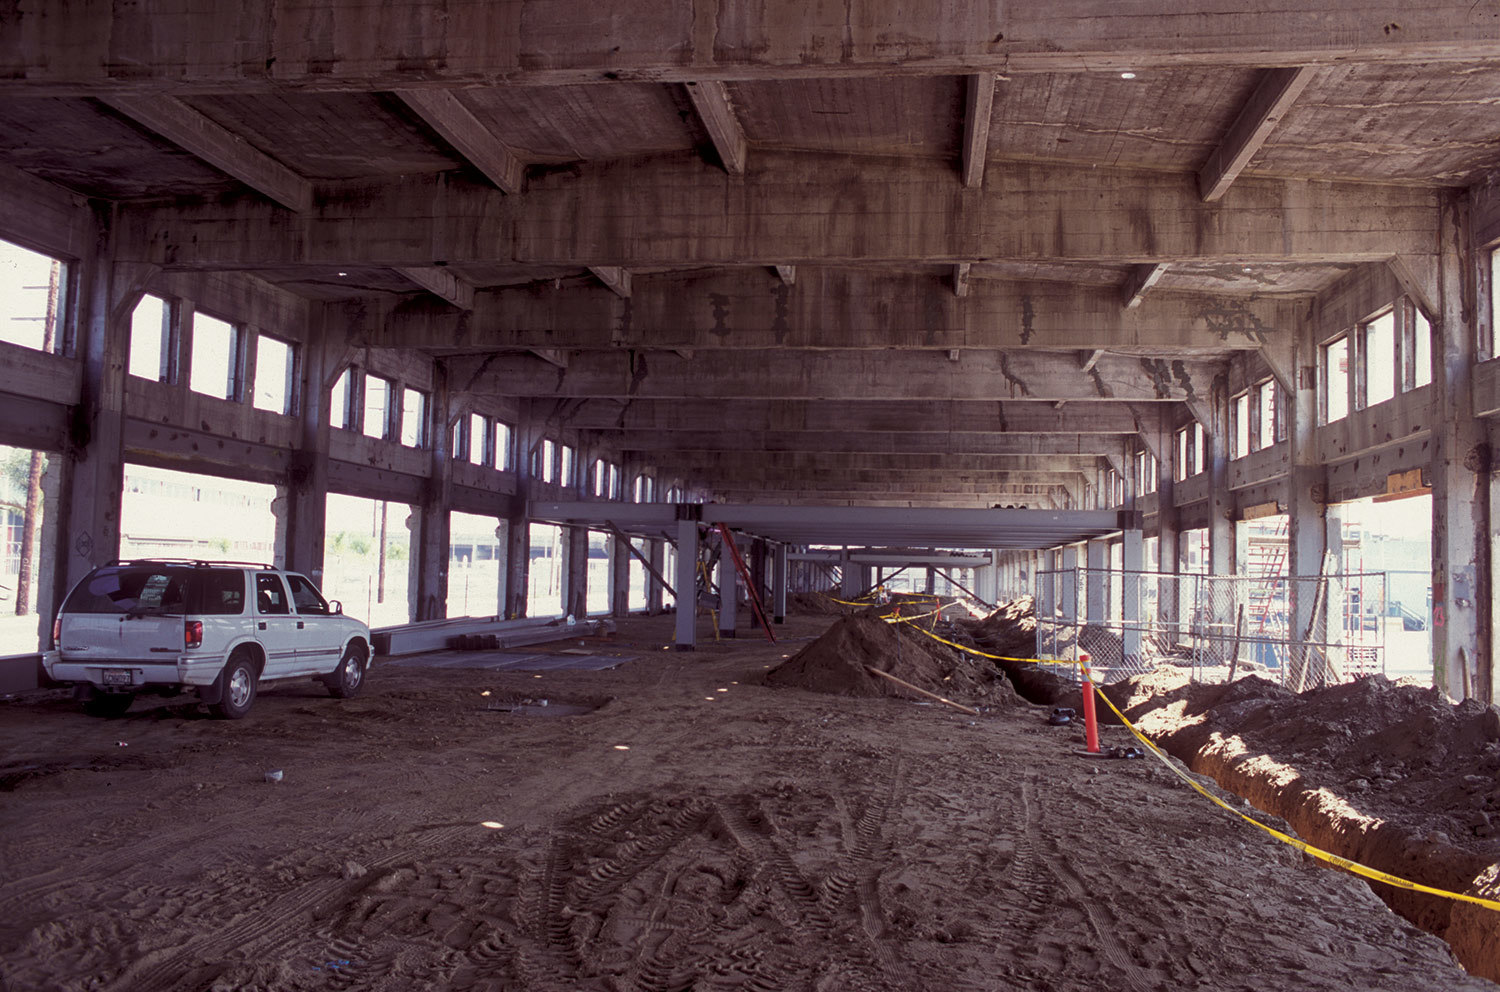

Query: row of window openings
[128,294,299,415]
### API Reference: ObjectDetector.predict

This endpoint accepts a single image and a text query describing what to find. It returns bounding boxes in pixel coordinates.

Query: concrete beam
[394,89,523,194]
[588,266,632,298]
[10,4,1500,94]
[115,153,1439,270]
[396,267,475,310]
[685,80,747,175]
[458,350,1221,403]
[561,398,1147,434]
[612,430,1128,457]
[102,96,313,212]
[1198,66,1317,202]
[359,268,1292,353]
[962,74,995,189]
[1121,263,1168,310]
[649,451,1101,475]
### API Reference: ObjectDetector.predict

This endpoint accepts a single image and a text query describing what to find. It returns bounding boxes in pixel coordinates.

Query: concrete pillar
[413,360,452,620]
[504,410,535,619]
[840,549,859,599]
[1154,411,1180,641]
[1432,191,1491,700]
[673,511,699,649]
[56,223,146,600]
[1287,304,1331,689]
[563,525,588,619]
[1206,379,1235,577]
[1060,546,1079,624]
[1121,529,1143,665]
[717,553,738,638]
[286,310,337,584]
[610,530,631,617]
[1086,539,1109,623]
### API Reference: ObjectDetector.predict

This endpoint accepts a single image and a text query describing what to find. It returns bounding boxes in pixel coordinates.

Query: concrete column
[1432,191,1491,700]
[1086,539,1109,623]
[717,544,739,637]
[1060,546,1079,624]
[840,549,859,599]
[1206,379,1235,577]
[1121,529,1143,665]
[673,513,699,649]
[504,410,535,619]
[1286,302,1331,689]
[57,221,145,600]
[1152,410,1180,644]
[610,530,631,617]
[286,309,338,584]
[563,525,588,618]
[412,360,452,620]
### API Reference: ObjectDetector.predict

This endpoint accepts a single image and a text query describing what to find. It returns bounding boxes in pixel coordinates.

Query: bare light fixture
[1120,71,1137,79]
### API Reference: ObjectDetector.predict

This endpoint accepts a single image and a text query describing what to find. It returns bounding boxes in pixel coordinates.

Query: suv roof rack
[103,558,276,570]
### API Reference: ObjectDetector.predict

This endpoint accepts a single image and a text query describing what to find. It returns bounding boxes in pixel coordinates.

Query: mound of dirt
[786,590,847,616]
[764,615,1018,709]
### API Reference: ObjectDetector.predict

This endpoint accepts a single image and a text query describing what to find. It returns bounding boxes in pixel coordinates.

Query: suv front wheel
[211,651,258,719]
[325,642,366,699]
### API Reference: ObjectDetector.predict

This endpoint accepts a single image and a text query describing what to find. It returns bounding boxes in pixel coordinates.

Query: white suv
[46,560,372,719]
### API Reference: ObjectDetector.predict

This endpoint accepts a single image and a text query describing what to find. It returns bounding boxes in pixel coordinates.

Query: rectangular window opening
[128,294,170,381]
[363,374,391,439]
[253,334,295,415]
[189,313,241,401]
[1324,337,1350,423]
[1364,310,1396,407]
[0,239,66,353]
[400,388,427,448]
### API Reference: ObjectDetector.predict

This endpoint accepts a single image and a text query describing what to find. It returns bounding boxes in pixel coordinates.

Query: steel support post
[773,542,788,623]
[673,515,699,649]
[718,553,738,637]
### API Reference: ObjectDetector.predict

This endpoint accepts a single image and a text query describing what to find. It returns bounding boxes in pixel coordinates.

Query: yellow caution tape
[887,614,1081,668]
[1083,674,1500,912]
[886,614,1500,912]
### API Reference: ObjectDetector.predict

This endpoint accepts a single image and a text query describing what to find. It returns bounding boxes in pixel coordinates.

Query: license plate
[101,669,133,686]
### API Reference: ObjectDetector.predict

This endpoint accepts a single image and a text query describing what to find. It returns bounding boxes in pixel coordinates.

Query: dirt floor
[2,611,1496,992]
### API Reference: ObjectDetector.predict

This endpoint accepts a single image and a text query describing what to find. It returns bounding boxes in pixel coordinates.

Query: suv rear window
[63,566,245,616]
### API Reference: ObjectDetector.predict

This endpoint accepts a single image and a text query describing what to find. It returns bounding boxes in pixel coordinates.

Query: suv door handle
[297,621,304,629]
[258,622,266,630]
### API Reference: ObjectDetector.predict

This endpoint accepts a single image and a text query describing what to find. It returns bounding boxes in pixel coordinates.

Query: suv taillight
[185,620,204,649]
[52,617,60,647]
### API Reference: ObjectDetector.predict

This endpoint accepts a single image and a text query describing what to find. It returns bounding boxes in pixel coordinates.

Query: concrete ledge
[0,653,51,694]
[372,616,612,657]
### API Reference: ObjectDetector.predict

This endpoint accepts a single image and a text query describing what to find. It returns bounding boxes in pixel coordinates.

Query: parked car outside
[44,559,371,718]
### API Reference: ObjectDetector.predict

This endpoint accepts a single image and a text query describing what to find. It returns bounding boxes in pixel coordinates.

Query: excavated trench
[988,658,1500,982]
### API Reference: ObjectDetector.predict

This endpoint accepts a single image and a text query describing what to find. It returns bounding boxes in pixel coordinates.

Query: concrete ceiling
[2,1,1495,508]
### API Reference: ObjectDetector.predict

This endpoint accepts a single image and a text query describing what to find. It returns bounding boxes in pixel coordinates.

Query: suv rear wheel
[326,642,366,699]
[210,651,258,719]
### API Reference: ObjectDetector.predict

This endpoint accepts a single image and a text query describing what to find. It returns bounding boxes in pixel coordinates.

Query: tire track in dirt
[94,823,473,992]
[1023,774,1159,992]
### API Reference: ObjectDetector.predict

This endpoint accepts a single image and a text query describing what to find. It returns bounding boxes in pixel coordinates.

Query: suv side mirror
[329,600,343,615]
